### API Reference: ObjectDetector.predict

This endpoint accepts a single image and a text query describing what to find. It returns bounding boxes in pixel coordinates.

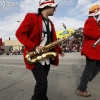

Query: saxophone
[25,23,73,64]
[25,32,73,64]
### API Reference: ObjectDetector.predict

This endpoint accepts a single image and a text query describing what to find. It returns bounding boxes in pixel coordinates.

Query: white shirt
[37,19,52,65]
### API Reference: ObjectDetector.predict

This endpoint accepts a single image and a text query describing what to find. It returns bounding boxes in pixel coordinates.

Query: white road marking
[1,64,25,67]
[77,66,81,68]
[50,67,58,70]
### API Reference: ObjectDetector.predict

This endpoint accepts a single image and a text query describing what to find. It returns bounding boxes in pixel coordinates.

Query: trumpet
[93,38,100,47]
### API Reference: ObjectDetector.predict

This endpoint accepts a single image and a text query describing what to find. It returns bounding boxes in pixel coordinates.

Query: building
[1,40,24,51]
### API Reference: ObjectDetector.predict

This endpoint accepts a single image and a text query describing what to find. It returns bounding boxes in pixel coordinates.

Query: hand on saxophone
[36,46,43,53]
[59,51,65,57]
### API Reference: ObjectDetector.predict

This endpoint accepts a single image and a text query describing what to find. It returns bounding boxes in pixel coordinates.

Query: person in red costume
[15,0,64,100]
[76,4,100,97]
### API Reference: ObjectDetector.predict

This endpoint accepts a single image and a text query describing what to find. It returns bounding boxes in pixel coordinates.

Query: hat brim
[89,10,100,16]
[39,3,58,9]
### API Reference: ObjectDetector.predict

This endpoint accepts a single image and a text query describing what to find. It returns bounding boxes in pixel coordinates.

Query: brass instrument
[25,23,73,64]
[93,38,100,47]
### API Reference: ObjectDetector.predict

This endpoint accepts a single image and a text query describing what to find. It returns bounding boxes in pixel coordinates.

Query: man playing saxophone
[15,0,64,100]
[76,4,100,97]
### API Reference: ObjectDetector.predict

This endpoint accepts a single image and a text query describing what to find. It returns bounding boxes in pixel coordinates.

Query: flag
[0,38,2,46]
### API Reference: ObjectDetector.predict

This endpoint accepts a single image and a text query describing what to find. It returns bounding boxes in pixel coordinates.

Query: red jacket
[81,17,100,60]
[15,13,62,70]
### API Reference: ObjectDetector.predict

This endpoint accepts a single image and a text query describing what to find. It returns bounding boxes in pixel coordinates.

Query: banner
[56,28,74,39]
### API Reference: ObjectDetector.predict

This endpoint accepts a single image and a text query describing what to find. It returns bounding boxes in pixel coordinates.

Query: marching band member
[76,4,100,97]
[15,0,64,100]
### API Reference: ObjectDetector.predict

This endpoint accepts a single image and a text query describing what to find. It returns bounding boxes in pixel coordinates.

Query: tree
[73,27,83,39]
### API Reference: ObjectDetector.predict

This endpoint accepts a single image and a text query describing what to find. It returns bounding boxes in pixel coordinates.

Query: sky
[0,0,100,41]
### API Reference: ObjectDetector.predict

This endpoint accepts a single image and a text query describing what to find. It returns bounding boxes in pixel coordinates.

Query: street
[0,53,100,100]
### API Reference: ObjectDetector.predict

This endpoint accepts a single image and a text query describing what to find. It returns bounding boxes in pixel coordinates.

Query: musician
[76,4,100,97]
[15,0,64,100]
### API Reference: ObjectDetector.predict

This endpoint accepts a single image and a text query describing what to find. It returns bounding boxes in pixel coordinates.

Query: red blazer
[81,17,100,60]
[15,13,62,70]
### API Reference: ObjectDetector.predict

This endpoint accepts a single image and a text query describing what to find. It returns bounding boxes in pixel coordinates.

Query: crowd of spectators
[4,49,23,55]
[60,36,83,53]
[0,49,23,55]
[0,36,83,55]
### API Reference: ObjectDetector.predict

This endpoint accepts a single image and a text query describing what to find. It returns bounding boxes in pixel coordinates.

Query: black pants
[78,57,100,92]
[31,62,50,100]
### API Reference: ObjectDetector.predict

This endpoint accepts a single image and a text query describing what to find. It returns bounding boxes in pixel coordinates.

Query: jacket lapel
[37,15,42,42]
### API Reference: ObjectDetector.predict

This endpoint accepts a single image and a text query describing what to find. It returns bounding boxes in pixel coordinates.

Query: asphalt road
[0,53,100,100]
